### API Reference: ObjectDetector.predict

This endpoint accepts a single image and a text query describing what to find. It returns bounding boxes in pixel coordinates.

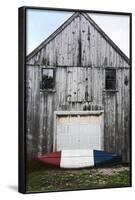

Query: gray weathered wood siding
[26,12,130,162]
[27,14,129,68]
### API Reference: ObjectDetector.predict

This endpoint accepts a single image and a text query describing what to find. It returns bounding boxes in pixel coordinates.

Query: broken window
[105,69,116,90]
[41,68,55,90]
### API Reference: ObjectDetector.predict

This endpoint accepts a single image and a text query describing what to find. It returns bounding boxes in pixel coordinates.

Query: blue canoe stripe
[93,150,122,166]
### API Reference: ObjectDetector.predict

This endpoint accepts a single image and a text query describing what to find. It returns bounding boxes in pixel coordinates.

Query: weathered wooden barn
[26,12,130,162]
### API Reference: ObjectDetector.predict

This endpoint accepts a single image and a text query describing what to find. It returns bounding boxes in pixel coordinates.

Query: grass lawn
[26,162,131,193]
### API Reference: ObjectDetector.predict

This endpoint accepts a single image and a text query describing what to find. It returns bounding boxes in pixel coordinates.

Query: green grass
[26,162,130,193]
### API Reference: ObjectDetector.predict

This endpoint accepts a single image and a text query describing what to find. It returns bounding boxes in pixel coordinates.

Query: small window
[105,69,116,90]
[41,68,55,90]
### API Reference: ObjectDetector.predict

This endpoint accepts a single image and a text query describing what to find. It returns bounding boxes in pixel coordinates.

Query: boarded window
[105,69,116,90]
[41,68,55,89]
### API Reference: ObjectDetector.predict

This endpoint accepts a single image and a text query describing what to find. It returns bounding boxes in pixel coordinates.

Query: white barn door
[54,111,104,151]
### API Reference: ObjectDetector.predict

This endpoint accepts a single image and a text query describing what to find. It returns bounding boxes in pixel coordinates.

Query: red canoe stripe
[38,151,61,167]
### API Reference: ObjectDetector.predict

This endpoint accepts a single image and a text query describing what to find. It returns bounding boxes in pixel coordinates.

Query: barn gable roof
[27,12,130,65]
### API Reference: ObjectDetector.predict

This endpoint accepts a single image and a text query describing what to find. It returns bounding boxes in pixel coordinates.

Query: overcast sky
[26,9,130,57]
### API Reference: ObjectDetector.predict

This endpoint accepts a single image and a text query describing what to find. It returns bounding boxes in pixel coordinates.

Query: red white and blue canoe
[37,149,121,169]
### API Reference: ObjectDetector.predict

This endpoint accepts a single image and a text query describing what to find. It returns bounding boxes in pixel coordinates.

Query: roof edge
[81,12,130,65]
[26,12,80,62]
[27,11,130,65]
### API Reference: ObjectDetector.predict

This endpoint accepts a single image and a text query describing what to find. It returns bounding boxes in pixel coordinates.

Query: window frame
[105,68,116,91]
[40,66,56,92]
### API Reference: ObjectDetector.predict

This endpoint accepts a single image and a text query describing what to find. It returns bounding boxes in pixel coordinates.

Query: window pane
[105,69,116,90]
[43,69,53,77]
[42,69,54,89]
[106,80,116,90]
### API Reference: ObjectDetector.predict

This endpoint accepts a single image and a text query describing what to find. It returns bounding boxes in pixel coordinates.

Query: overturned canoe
[37,149,121,169]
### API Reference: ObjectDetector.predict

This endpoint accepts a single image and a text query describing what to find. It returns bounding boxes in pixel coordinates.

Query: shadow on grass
[25,160,131,193]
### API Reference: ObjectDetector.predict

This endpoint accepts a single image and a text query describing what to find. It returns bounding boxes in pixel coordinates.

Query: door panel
[56,114,104,151]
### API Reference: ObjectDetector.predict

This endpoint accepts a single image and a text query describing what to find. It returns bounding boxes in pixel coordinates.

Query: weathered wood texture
[26,12,130,162]
[27,13,129,67]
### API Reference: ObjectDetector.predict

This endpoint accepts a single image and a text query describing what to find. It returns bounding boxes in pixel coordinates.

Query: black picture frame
[19,6,132,194]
